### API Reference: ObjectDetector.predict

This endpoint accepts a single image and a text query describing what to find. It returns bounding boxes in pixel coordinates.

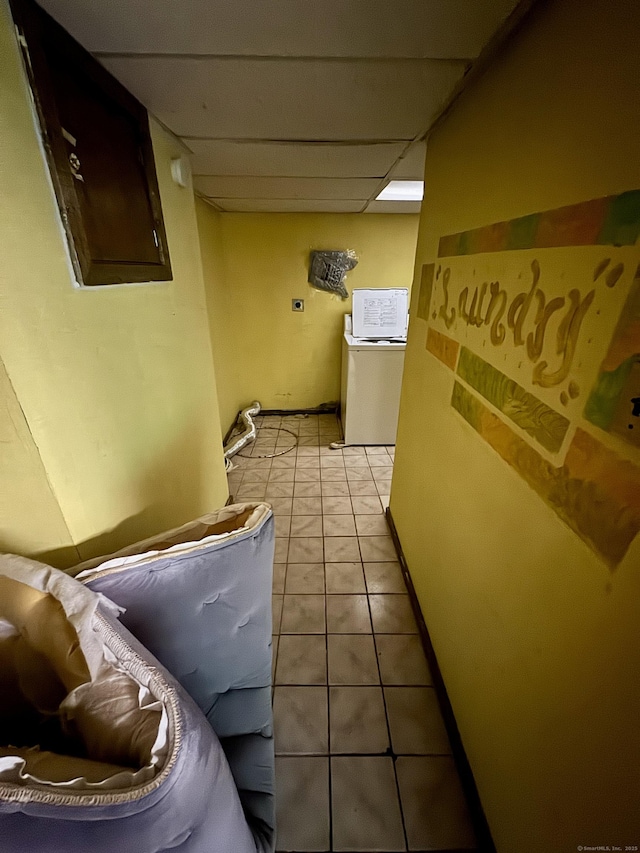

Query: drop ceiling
[38,0,520,213]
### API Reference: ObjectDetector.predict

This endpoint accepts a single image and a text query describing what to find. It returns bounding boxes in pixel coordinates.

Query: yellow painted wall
[391,0,640,850]
[197,204,419,432]
[0,0,228,565]
[196,200,239,434]
[0,356,79,565]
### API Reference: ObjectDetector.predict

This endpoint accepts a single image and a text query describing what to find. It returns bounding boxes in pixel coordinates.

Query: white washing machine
[340,310,407,446]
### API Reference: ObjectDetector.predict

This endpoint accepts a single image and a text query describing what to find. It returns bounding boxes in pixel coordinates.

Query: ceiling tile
[186,140,407,178]
[365,200,422,214]
[98,56,466,140]
[210,199,367,213]
[193,176,381,200]
[388,142,427,180]
[40,0,519,59]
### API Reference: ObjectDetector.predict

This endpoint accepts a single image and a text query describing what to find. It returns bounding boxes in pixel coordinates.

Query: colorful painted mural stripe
[584,264,640,449]
[438,190,640,257]
[417,263,435,321]
[456,347,570,453]
[426,327,459,371]
[451,382,640,568]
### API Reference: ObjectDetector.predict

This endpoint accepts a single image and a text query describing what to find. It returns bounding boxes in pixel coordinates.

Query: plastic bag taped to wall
[308,250,358,299]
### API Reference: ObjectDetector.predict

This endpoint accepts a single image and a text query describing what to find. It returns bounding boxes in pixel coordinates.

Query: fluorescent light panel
[375,180,424,201]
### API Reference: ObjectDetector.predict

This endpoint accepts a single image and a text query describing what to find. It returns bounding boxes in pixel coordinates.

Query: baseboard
[259,405,338,416]
[385,507,496,853]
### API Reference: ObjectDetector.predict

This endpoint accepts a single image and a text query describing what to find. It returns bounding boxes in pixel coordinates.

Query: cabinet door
[11,0,172,285]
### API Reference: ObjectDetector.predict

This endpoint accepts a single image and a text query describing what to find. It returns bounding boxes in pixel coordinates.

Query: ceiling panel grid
[38,0,520,212]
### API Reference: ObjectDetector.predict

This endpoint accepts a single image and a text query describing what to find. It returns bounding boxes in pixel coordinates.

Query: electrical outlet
[292,298,304,312]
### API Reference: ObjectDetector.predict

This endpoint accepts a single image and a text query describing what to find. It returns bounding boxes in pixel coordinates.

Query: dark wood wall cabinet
[11,0,172,285]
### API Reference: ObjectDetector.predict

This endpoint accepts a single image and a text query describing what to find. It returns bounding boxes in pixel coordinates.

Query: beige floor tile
[294,468,321,482]
[295,456,320,469]
[319,427,341,436]
[355,514,389,536]
[328,634,379,685]
[270,455,296,469]
[396,756,477,851]
[321,481,351,497]
[237,482,267,499]
[358,535,397,562]
[375,635,432,685]
[253,442,277,452]
[325,562,366,594]
[368,454,392,467]
[372,465,394,480]
[350,495,383,514]
[276,440,297,453]
[324,536,361,562]
[293,481,322,497]
[345,467,374,482]
[320,445,341,456]
[385,687,451,754]
[379,494,390,510]
[274,515,291,538]
[329,687,389,754]
[342,450,367,461]
[364,561,405,593]
[276,756,331,853]
[268,467,296,483]
[281,594,326,633]
[236,467,270,482]
[343,446,366,457]
[272,594,283,634]
[292,496,323,515]
[320,455,345,468]
[276,635,327,685]
[331,757,405,852]
[272,562,286,594]
[228,474,245,491]
[265,481,295,498]
[365,446,389,456]
[322,496,353,514]
[268,497,293,516]
[321,467,347,481]
[274,538,289,563]
[298,435,321,446]
[287,537,324,563]
[298,424,320,436]
[348,479,380,496]
[285,562,324,594]
[274,687,328,755]
[290,515,323,538]
[235,456,272,470]
[323,514,357,537]
[326,594,372,633]
[369,594,417,633]
[375,479,393,495]
[297,446,320,456]
[234,494,265,505]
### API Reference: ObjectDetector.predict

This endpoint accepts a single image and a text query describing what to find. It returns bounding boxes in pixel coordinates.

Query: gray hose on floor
[224,401,261,466]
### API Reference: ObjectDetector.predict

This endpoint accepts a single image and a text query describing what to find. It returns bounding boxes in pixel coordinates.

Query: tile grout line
[324,563,334,852]
[366,575,410,853]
